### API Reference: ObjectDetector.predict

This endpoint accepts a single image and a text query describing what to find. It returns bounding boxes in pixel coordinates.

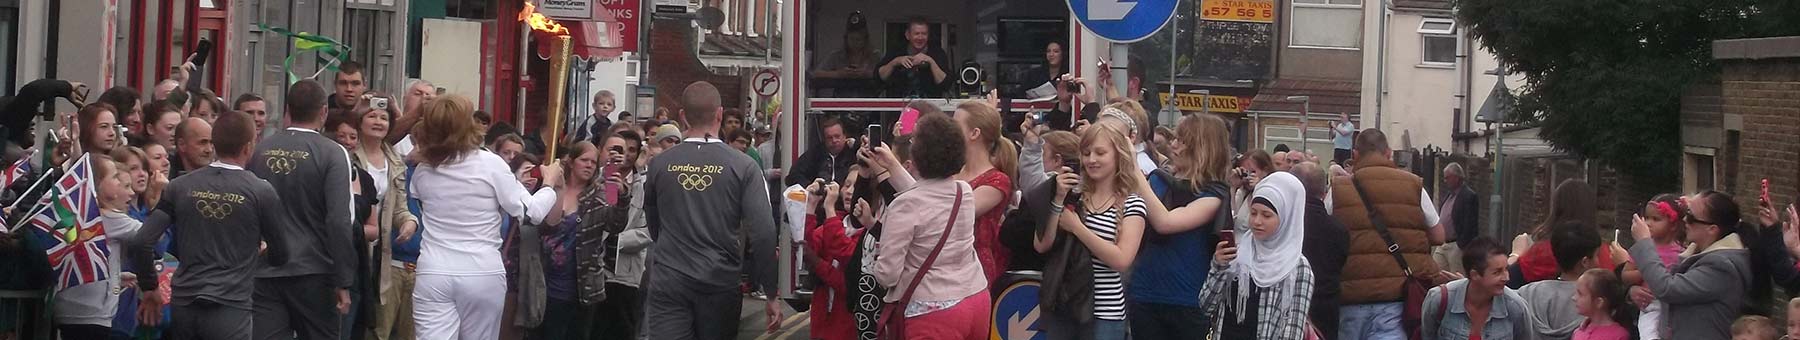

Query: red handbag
[876,186,964,340]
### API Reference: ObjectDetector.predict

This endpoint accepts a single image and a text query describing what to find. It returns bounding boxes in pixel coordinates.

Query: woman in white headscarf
[1200,171,1316,339]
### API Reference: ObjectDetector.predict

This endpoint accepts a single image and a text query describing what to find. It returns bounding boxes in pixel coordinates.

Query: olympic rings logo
[677,173,713,191]
[197,199,234,220]
[265,157,298,175]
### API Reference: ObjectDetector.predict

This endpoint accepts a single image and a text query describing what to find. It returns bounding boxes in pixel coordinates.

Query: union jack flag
[22,154,109,291]
[1,148,35,188]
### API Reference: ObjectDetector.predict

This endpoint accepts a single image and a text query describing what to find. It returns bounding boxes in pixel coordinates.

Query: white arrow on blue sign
[1068,0,1179,43]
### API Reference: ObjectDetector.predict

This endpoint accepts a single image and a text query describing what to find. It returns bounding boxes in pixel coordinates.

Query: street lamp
[1188,89,1211,115]
[1285,96,1312,153]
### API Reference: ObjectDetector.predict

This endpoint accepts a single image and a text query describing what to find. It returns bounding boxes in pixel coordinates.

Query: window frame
[1288,0,1365,50]
[0,1,16,95]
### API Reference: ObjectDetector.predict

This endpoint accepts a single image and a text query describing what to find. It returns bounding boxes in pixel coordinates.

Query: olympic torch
[522,3,572,158]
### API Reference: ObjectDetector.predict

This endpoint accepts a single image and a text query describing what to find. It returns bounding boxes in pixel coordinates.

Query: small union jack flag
[1,149,36,188]
[22,154,109,291]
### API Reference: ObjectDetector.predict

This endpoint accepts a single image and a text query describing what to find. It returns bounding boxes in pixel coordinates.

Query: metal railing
[0,289,48,340]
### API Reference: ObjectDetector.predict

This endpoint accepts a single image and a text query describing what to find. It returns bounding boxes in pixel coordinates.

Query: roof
[1249,79,1363,114]
[1393,0,1452,11]
[700,32,783,58]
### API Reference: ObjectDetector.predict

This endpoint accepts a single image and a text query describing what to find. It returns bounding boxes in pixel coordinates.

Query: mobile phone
[867,124,884,149]
[1219,228,1236,247]
[191,39,214,67]
[1762,178,1772,204]
[1061,159,1082,177]
[526,166,544,188]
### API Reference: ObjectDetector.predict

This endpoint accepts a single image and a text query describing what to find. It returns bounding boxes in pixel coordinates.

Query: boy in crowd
[1519,223,1601,340]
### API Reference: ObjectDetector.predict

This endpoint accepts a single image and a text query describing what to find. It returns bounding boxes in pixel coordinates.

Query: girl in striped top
[1039,120,1148,339]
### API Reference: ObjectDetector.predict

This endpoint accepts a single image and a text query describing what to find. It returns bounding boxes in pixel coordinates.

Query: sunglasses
[1684,215,1715,226]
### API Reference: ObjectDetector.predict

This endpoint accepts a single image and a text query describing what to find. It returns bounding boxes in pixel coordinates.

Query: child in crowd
[1521,223,1602,340]
[1621,194,1688,339]
[1572,269,1633,340]
[1787,298,1800,338]
[1731,315,1780,340]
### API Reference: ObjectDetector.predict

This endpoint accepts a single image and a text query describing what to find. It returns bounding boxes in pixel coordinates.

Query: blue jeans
[1093,319,1128,340]
[1339,302,1406,340]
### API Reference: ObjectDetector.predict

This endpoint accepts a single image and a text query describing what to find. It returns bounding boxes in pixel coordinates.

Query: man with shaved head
[170,117,214,179]
[642,81,780,339]
[128,110,290,340]
[248,79,357,339]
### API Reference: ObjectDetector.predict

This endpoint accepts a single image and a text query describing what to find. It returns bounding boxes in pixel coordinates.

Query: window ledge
[1415,63,1455,69]
[1288,45,1362,51]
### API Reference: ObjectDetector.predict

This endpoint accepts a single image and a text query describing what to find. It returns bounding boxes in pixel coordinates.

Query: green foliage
[1455,0,1799,185]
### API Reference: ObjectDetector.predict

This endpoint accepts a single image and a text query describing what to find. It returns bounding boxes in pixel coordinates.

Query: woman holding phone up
[1035,120,1147,340]
[1125,113,1233,338]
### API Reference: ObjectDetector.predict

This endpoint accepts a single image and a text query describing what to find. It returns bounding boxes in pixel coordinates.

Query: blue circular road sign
[990,279,1045,340]
[1067,0,1179,43]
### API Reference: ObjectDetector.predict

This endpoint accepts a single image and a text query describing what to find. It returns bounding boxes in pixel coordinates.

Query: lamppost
[1285,96,1312,153]
[1188,89,1211,116]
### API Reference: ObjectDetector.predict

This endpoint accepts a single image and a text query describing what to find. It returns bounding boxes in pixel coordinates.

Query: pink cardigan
[874,179,986,304]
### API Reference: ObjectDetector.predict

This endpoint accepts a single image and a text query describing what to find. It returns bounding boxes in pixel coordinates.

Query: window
[1683,147,1715,193]
[1418,18,1455,65]
[1290,0,1362,49]
[0,3,15,94]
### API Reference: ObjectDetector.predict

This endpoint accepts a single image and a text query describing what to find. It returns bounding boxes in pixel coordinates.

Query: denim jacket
[1422,278,1538,340]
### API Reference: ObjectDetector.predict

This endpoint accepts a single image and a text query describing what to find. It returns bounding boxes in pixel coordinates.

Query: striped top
[1085,194,1147,320]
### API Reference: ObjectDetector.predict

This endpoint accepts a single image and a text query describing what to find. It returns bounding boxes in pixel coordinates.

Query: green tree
[1455,0,1798,184]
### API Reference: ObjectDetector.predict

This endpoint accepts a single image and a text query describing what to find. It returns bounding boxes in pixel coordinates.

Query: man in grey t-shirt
[642,81,781,339]
[131,110,290,339]
[247,80,357,339]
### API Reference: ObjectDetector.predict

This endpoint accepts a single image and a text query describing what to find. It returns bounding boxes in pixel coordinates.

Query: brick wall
[649,17,747,118]
[1718,57,1800,216]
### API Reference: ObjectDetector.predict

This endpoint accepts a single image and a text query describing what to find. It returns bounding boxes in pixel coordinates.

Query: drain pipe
[1374,0,1389,129]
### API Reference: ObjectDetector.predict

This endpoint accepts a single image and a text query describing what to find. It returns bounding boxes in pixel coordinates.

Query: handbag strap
[893,186,965,307]
[1349,177,1415,277]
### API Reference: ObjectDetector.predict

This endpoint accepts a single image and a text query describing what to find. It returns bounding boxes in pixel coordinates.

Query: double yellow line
[756,312,810,340]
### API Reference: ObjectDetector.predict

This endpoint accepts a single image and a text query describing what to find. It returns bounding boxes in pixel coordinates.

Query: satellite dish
[699,7,726,30]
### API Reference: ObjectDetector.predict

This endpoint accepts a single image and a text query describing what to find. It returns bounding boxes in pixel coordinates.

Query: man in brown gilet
[1332,128,1451,340]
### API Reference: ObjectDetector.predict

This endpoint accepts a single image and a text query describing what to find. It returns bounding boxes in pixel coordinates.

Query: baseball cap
[654,124,682,143]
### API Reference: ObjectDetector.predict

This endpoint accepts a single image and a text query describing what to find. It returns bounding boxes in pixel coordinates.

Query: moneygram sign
[537,0,642,52]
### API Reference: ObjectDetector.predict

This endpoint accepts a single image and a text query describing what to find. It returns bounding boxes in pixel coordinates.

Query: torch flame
[520,3,569,36]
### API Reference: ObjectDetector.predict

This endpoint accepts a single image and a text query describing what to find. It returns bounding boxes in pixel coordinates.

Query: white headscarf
[1230,171,1308,318]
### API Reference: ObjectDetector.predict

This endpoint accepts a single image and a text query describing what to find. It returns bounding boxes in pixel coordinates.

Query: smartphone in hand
[1763,178,1772,205]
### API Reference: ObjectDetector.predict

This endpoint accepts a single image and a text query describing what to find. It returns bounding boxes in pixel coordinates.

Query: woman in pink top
[953,101,1016,283]
[873,112,990,339]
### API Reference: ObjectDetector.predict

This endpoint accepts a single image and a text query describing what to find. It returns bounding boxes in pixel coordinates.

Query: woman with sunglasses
[1627,191,1753,339]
